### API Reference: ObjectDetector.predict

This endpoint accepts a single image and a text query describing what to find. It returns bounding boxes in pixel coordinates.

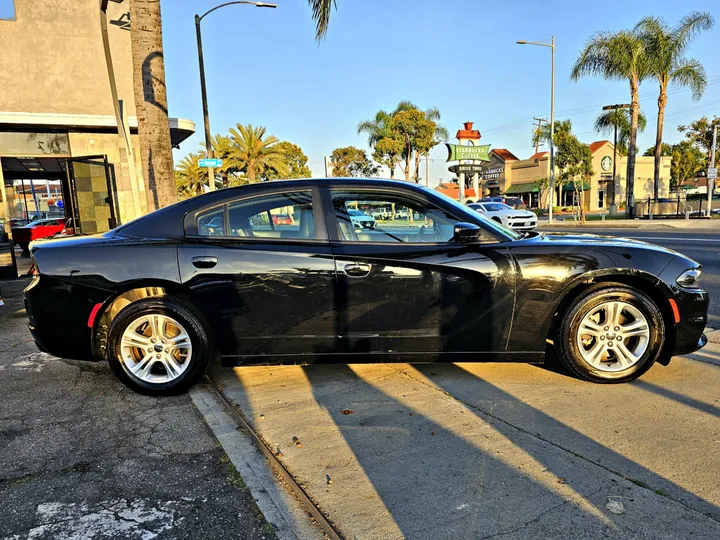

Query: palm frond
[309,0,336,41]
[671,57,707,100]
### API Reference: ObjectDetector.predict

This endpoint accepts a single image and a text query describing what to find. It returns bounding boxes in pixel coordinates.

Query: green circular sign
[601,156,612,171]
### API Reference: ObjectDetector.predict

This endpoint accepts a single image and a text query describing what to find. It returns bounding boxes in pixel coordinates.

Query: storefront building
[0,1,195,276]
[438,140,671,211]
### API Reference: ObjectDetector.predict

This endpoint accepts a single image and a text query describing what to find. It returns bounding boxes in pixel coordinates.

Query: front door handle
[344,262,371,278]
[191,256,218,269]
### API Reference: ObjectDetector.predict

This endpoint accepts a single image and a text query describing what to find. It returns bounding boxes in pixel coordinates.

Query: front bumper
[671,287,709,355]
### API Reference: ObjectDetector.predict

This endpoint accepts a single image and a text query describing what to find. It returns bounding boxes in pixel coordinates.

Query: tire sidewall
[560,286,664,382]
[107,298,212,395]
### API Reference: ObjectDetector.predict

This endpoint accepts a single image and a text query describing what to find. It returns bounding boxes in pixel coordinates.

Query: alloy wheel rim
[576,301,650,372]
[120,314,192,384]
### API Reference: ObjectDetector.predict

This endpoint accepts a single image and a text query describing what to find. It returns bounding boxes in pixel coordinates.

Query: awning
[504,183,539,194]
[562,182,591,192]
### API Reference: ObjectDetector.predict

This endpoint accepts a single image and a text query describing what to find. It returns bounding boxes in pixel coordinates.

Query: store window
[0,132,69,155]
[0,1,15,20]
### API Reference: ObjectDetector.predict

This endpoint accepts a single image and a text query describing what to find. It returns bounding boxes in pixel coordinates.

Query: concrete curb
[190,384,324,540]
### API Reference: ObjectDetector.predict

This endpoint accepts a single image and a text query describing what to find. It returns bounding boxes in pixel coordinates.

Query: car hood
[533,231,682,256]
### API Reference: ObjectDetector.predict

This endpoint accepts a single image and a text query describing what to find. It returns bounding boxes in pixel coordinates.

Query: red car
[272,214,293,226]
[12,218,67,253]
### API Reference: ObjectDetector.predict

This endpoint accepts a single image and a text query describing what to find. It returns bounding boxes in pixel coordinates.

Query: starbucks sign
[601,156,612,171]
[446,143,491,162]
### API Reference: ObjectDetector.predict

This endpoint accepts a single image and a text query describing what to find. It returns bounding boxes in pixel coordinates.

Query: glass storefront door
[66,156,117,234]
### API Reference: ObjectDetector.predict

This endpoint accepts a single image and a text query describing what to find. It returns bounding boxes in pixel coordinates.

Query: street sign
[448,164,485,174]
[445,144,491,162]
[199,158,223,168]
[708,167,718,179]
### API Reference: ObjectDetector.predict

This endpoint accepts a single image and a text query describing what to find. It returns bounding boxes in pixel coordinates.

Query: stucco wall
[0,0,135,116]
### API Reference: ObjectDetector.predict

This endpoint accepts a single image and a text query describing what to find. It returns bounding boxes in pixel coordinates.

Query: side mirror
[453,222,482,244]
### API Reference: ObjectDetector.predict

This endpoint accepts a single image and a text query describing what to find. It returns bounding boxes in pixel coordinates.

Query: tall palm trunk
[653,77,668,199]
[626,77,640,217]
[129,0,175,212]
[247,160,257,183]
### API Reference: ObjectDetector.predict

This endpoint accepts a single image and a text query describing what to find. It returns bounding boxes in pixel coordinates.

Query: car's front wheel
[107,297,213,395]
[556,284,665,383]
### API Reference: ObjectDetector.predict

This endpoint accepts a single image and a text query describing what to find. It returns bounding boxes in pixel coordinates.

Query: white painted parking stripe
[625,236,720,243]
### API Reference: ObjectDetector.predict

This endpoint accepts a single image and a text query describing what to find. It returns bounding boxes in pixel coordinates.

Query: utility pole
[707,123,717,217]
[601,104,630,215]
[532,117,547,154]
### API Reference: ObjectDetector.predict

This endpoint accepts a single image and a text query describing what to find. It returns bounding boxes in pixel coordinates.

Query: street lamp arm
[517,40,554,49]
[198,1,276,22]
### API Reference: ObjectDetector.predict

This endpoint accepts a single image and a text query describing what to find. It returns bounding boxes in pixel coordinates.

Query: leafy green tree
[226,124,288,183]
[554,130,594,223]
[637,12,713,197]
[175,153,207,198]
[594,109,647,155]
[533,119,573,147]
[671,140,706,189]
[678,116,720,165]
[643,143,672,156]
[358,101,447,181]
[262,141,312,180]
[572,30,652,216]
[330,146,379,177]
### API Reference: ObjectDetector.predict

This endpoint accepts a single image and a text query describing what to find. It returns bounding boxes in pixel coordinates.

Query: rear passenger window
[196,191,317,240]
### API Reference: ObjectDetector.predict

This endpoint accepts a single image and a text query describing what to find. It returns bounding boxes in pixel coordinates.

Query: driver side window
[330,190,466,244]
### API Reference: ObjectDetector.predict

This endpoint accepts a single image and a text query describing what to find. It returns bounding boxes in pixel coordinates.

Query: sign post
[448,122,488,204]
[708,124,718,217]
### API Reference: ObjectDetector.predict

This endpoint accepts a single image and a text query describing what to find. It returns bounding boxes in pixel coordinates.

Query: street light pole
[195,2,277,191]
[517,37,555,223]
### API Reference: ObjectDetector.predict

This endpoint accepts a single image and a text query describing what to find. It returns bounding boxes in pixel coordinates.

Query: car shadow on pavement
[300,363,613,539]
[411,363,720,523]
[631,379,720,419]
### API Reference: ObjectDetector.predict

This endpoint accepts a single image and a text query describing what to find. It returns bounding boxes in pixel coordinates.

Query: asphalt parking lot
[0,280,278,540]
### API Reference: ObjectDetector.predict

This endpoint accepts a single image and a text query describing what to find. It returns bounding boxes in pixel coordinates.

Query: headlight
[676,268,702,288]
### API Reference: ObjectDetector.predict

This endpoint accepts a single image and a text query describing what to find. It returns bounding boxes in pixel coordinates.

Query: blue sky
[161,0,720,183]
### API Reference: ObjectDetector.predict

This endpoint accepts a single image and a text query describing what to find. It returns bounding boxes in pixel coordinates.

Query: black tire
[107,297,214,395]
[492,217,502,223]
[19,243,29,253]
[555,284,665,383]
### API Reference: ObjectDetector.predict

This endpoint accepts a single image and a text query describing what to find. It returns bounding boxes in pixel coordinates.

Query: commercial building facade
[0,0,195,275]
[437,140,671,211]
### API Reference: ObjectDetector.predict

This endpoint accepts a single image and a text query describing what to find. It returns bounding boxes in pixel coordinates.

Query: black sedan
[24,179,708,395]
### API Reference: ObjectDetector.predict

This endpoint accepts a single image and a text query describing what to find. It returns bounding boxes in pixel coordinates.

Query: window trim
[322,185,502,246]
[183,185,329,243]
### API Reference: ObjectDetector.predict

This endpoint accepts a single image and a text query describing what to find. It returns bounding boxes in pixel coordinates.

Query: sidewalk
[0,280,277,540]
[538,217,720,229]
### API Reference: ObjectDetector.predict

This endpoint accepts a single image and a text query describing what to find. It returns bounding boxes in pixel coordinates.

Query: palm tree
[175,153,208,197]
[203,134,236,188]
[226,124,288,183]
[636,12,713,198]
[594,109,647,155]
[357,110,397,178]
[571,30,652,217]
[129,0,175,210]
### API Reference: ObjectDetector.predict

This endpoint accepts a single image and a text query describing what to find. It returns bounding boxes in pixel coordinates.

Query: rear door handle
[191,256,218,269]
[344,262,371,278]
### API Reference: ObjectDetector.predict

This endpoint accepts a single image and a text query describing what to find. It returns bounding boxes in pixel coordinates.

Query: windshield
[424,187,522,240]
[484,203,510,212]
[348,209,365,216]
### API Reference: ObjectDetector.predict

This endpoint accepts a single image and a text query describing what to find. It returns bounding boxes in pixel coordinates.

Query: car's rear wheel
[556,284,665,383]
[107,297,213,395]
